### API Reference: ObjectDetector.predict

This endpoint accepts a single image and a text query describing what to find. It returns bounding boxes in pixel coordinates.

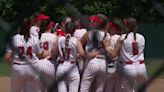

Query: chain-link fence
[0,0,164,92]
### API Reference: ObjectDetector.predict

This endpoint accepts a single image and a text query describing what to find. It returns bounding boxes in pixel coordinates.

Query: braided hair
[63,22,75,59]
[123,17,137,40]
[124,17,138,55]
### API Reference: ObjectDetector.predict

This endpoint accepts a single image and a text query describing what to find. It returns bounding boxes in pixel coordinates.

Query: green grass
[145,58,164,78]
[0,62,10,77]
[0,58,164,78]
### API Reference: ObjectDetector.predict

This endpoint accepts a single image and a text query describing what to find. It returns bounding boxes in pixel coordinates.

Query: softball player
[54,22,85,92]
[4,18,49,92]
[104,21,122,92]
[80,14,109,92]
[38,20,57,76]
[72,18,88,76]
[104,17,148,92]
[28,19,56,92]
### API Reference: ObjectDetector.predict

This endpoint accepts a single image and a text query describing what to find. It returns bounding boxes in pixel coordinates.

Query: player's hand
[102,37,110,49]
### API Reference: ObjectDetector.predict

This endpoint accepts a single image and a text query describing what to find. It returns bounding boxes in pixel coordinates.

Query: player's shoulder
[42,33,57,38]
[58,36,65,41]
[112,34,120,38]
[73,28,87,37]
[136,33,144,38]
[12,34,22,40]
[136,33,145,41]
[30,26,39,32]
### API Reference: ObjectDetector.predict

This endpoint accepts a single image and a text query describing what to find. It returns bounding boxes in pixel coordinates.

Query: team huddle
[4,13,148,92]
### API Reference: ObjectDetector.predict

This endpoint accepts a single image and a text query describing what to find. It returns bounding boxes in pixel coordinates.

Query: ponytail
[128,17,137,41]
[64,33,71,59]
[123,17,137,40]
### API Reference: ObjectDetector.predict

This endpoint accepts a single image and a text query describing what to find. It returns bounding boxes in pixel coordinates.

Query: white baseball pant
[56,61,80,92]
[80,57,106,92]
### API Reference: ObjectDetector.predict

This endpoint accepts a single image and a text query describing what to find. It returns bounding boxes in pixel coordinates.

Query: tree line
[0,0,164,23]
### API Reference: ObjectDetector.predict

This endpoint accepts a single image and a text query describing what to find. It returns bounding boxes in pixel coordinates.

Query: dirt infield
[0,77,164,92]
[0,77,10,92]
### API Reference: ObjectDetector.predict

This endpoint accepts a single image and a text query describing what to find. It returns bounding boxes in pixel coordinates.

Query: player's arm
[37,50,49,59]
[85,49,104,59]
[50,38,59,60]
[35,40,49,59]
[4,45,12,64]
[4,52,12,64]
[80,32,89,46]
[77,40,85,58]
[104,37,123,58]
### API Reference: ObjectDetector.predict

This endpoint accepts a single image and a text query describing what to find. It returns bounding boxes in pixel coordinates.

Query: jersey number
[61,48,71,59]
[40,42,49,50]
[132,42,139,55]
[18,46,32,59]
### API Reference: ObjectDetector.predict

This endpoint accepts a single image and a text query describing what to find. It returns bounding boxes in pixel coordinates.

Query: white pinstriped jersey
[73,28,87,39]
[30,26,40,39]
[119,32,145,62]
[108,34,120,64]
[58,36,78,61]
[40,33,57,58]
[110,34,120,49]
[85,30,110,53]
[7,34,43,64]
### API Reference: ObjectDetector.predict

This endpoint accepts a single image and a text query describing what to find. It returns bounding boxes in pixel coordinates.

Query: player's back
[40,33,57,53]
[58,36,78,61]
[119,32,145,62]
[110,34,120,48]
[11,34,41,64]
[85,30,110,52]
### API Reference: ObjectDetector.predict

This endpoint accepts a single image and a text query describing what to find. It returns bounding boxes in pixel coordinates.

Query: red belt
[121,60,144,65]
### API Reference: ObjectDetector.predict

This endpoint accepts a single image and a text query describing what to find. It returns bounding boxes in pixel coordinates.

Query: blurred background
[0,0,164,58]
[0,0,164,91]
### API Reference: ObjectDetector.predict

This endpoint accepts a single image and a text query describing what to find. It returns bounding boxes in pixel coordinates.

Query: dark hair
[124,17,137,40]
[112,18,124,35]
[97,13,109,29]
[64,22,75,34]
[63,22,75,59]
[19,18,31,42]
[39,19,51,39]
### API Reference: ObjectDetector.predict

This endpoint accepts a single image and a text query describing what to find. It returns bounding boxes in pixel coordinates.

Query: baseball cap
[34,14,50,23]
